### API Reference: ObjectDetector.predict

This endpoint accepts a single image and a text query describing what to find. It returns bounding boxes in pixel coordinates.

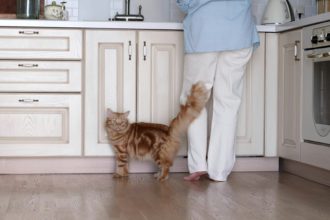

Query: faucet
[111,0,144,21]
[125,0,130,15]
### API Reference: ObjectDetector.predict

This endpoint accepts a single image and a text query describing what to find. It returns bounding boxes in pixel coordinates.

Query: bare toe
[184,171,207,181]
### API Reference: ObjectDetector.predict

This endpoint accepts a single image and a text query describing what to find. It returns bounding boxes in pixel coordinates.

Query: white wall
[73,0,317,23]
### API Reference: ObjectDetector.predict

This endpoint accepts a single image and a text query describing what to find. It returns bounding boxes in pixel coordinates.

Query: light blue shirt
[176,0,260,53]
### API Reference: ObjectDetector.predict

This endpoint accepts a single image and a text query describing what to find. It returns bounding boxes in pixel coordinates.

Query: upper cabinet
[278,29,302,161]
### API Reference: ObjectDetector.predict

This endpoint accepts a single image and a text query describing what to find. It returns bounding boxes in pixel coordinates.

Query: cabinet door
[85,30,136,156]
[0,94,81,156]
[137,31,185,155]
[278,30,302,161]
[235,33,265,156]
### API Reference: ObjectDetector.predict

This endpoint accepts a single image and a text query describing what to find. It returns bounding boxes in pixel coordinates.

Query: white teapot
[44,1,67,20]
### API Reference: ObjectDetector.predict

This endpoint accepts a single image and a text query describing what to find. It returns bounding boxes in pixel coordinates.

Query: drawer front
[0,28,82,60]
[0,61,82,92]
[0,94,81,156]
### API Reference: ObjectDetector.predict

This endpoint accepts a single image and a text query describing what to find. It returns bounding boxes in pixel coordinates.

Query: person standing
[176,0,260,181]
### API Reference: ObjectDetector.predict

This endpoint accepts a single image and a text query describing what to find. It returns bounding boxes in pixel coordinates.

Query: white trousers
[180,48,253,181]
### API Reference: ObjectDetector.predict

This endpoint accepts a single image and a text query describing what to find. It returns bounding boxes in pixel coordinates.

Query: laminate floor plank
[0,172,329,220]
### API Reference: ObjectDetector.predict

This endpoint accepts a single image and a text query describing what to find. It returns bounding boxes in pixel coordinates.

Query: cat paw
[113,173,128,178]
[157,175,169,182]
[153,172,160,178]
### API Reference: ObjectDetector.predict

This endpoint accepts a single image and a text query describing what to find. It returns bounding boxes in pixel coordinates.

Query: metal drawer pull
[18,99,39,103]
[307,52,330,59]
[18,64,39,68]
[294,41,300,61]
[18,31,39,35]
[143,41,147,61]
[128,40,132,61]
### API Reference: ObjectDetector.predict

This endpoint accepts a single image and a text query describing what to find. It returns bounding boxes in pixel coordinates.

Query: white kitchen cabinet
[137,31,185,155]
[235,33,266,156]
[0,94,81,156]
[84,30,137,156]
[84,30,183,156]
[138,32,266,157]
[0,28,82,60]
[278,29,302,161]
[84,30,266,157]
[137,31,183,124]
[0,28,83,157]
[0,60,82,92]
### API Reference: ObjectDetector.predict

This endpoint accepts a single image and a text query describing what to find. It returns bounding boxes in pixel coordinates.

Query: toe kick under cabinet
[0,28,82,156]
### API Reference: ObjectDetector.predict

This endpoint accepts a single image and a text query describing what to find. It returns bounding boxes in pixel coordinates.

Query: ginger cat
[105,82,209,181]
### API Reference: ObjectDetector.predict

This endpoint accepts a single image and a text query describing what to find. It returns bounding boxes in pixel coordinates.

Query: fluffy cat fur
[105,82,209,181]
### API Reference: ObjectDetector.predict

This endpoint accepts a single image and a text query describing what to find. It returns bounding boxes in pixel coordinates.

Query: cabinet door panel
[137,31,185,154]
[278,30,302,161]
[85,30,136,156]
[235,33,265,156]
[0,94,81,156]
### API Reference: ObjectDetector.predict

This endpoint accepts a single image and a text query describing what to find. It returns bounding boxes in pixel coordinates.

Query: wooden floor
[0,172,329,220]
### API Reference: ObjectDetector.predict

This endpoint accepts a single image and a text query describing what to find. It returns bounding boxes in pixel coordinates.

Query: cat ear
[124,111,130,118]
[107,108,114,117]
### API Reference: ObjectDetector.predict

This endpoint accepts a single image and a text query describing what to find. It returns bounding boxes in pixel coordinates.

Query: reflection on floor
[0,172,329,220]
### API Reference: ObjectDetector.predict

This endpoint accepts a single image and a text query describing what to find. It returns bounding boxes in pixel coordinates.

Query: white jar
[44,1,62,20]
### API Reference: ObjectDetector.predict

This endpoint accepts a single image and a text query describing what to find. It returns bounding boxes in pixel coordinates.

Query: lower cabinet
[84,30,266,157]
[0,94,82,156]
[235,33,265,156]
[0,60,82,92]
[84,30,183,156]
[278,29,302,161]
[137,31,185,155]
[84,30,137,156]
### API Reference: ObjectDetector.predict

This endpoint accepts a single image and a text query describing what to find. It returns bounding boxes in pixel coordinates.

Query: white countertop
[0,19,184,30]
[0,12,329,32]
[257,12,330,32]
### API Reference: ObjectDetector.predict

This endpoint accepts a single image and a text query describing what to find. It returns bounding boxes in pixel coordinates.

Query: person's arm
[177,0,215,14]
[176,0,191,13]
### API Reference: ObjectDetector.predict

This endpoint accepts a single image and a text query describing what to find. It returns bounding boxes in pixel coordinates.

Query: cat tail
[168,81,209,143]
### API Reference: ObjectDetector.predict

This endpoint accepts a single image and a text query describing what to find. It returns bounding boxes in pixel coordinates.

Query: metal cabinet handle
[18,64,39,68]
[294,41,300,61]
[143,41,147,61]
[128,41,132,61]
[18,31,39,35]
[18,99,39,103]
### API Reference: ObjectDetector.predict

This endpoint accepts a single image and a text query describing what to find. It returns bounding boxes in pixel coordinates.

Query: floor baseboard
[0,157,279,174]
[280,158,330,186]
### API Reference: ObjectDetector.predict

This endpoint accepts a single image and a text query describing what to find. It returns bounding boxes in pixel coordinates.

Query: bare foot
[184,171,207,181]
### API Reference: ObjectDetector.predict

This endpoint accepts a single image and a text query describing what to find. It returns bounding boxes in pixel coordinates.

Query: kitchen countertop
[0,12,329,32]
[257,12,330,32]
